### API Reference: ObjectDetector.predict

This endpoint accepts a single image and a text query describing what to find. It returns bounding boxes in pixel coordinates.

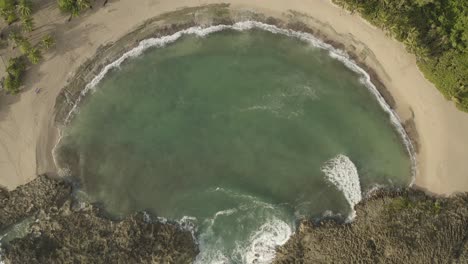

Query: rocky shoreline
[1,4,464,264]
[0,175,198,264]
[1,175,466,263]
[274,189,468,263]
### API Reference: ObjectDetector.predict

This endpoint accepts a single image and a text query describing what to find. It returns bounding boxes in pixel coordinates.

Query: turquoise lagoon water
[58,24,413,263]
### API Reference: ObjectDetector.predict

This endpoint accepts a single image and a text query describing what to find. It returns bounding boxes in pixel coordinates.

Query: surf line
[53,21,417,183]
[49,20,418,264]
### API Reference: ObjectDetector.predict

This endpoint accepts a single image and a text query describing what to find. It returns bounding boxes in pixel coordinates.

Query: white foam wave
[243,218,292,264]
[56,20,416,181]
[202,208,238,232]
[195,248,230,264]
[0,239,4,264]
[195,189,293,264]
[321,154,362,220]
[195,209,232,264]
[365,183,387,198]
[178,215,198,234]
[51,20,419,263]
[214,208,237,219]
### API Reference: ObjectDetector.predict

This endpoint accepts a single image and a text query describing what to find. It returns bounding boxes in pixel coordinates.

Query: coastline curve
[52,20,417,184]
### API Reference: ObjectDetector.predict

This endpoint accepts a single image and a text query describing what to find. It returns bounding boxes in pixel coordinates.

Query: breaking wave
[195,215,292,264]
[322,154,362,220]
[57,21,416,181]
[193,188,292,264]
[51,20,419,264]
[242,218,292,264]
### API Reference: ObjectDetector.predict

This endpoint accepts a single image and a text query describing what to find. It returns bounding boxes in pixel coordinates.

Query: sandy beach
[0,0,467,194]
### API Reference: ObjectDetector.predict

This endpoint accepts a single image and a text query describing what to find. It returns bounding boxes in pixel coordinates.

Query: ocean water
[57,25,412,263]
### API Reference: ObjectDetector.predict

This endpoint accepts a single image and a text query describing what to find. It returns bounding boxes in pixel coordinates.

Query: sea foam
[243,217,292,264]
[54,20,419,264]
[321,154,362,220]
[194,188,292,264]
[59,21,416,181]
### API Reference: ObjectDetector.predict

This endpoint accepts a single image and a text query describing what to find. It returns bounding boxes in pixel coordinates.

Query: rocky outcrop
[2,176,467,264]
[0,175,71,231]
[0,176,198,264]
[274,189,468,263]
[2,206,198,264]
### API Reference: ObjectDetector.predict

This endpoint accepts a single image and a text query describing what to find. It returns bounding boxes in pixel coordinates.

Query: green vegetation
[0,1,57,94]
[20,15,33,32]
[0,0,33,27]
[57,0,92,19]
[26,47,41,64]
[3,31,51,92]
[7,30,21,45]
[18,37,31,54]
[387,196,442,215]
[4,57,25,94]
[333,0,468,111]
[11,33,37,62]
[40,35,55,50]
[17,0,31,17]
[0,0,17,24]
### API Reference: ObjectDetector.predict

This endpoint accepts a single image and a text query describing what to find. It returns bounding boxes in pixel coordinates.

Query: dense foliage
[9,32,42,64]
[57,0,92,18]
[333,0,468,111]
[0,0,33,29]
[4,57,25,94]
[40,35,55,50]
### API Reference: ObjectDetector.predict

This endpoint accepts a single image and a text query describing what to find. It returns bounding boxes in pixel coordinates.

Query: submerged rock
[0,176,198,264]
[274,189,468,263]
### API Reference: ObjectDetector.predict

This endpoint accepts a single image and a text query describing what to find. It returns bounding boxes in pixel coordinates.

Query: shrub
[57,0,92,19]
[332,0,468,111]
[40,35,55,50]
[3,57,26,94]
[17,0,32,17]
[27,47,41,64]
[21,15,33,32]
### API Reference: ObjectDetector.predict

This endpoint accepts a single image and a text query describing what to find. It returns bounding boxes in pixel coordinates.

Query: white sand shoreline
[1,0,467,194]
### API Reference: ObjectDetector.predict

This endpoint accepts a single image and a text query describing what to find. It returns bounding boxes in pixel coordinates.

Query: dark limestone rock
[0,176,198,264]
[274,189,468,263]
[0,175,71,232]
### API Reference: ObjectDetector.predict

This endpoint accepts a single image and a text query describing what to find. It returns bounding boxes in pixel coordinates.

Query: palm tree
[18,38,31,54]
[57,0,76,17]
[27,47,41,64]
[57,0,92,20]
[76,0,91,10]
[0,6,17,24]
[404,27,420,53]
[41,35,55,50]
[17,0,32,17]
[21,16,34,32]
[8,31,22,46]
[6,57,25,79]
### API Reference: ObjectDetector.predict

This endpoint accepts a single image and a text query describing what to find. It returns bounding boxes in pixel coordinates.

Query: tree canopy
[333,0,468,111]
[4,57,25,94]
[0,0,33,25]
[57,0,92,19]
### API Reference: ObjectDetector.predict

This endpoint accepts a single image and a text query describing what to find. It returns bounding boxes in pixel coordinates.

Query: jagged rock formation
[274,190,468,263]
[2,176,467,263]
[0,176,198,264]
[0,175,71,231]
